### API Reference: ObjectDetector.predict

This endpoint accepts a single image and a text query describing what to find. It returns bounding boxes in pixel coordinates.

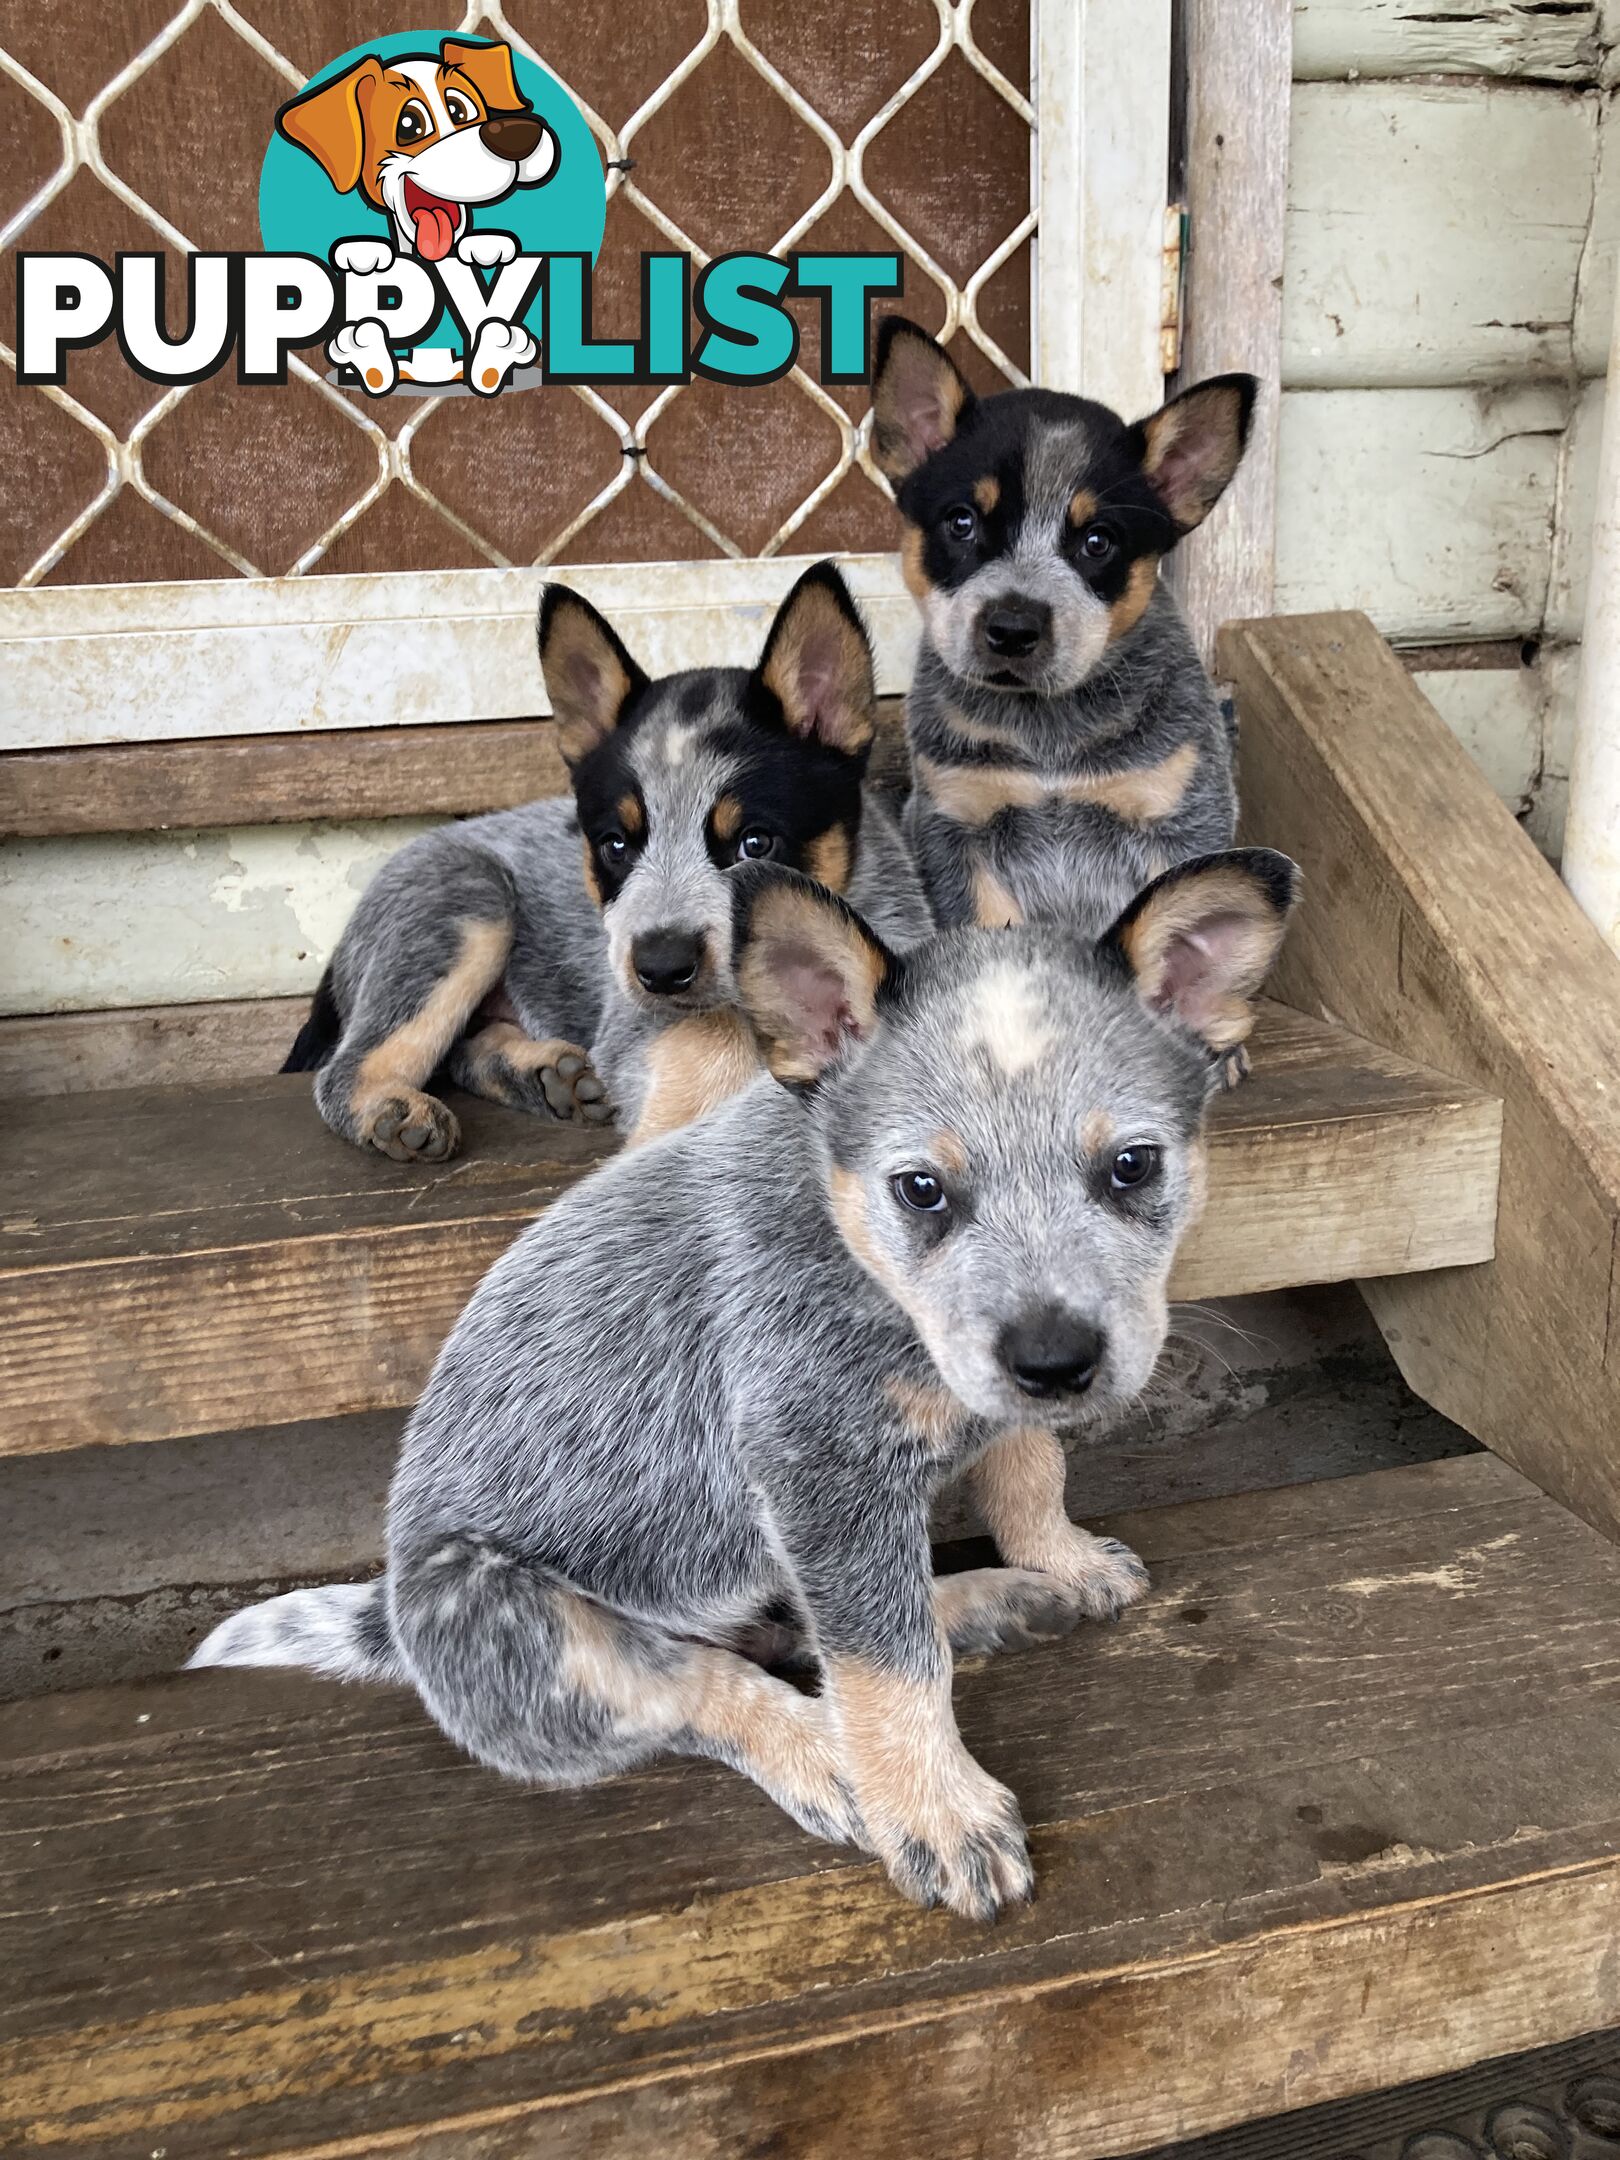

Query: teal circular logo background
[258,31,605,355]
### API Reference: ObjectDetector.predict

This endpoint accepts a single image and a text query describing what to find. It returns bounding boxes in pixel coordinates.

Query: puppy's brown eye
[943,505,977,543]
[892,1170,948,1215]
[596,831,629,870]
[1080,526,1117,564]
[735,828,775,862]
[1110,1144,1159,1191]
[396,100,433,144]
[444,90,477,126]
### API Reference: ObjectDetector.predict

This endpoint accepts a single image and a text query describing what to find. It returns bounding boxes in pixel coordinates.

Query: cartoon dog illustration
[276,37,557,394]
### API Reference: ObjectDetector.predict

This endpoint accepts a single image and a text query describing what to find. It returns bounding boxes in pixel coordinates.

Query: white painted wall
[1274,4,1615,862]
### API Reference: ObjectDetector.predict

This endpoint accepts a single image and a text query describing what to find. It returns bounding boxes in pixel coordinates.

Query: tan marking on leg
[629,1010,761,1146]
[915,756,1045,827]
[882,1373,969,1457]
[1108,554,1161,643]
[970,858,1025,928]
[802,822,852,892]
[1061,740,1199,825]
[900,523,931,600]
[351,917,511,1134]
[710,792,742,845]
[973,475,1000,514]
[1068,486,1098,526]
[971,1426,1150,1618]
[1079,1109,1116,1157]
[617,792,645,838]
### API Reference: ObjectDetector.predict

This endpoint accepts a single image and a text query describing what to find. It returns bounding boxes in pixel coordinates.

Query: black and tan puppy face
[538,566,875,1012]
[870,319,1255,695]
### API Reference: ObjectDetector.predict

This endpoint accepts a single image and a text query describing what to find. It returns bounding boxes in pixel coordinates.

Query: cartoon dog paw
[329,319,396,397]
[333,238,395,277]
[1035,1528,1150,1620]
[457,229,519,268]
[468,318,536,396]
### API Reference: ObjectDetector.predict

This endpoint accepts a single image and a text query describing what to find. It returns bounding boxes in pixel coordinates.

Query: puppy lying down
[194,851,1296,1920]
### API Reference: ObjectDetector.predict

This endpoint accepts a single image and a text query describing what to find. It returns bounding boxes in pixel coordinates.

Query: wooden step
[0,1001,1501,1456]
[6,1455,1619,2160]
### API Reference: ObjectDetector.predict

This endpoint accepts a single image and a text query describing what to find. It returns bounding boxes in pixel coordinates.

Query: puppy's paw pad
[366,1093,460,1164]
[535,1043,613,1125]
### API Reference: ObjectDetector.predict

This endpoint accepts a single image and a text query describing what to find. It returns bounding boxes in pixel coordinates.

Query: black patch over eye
[735,827,775,862]
[397,101,432,143]
[943,505,977,543]
[1110,1144,1160,1192]
[892,1170,949,1215]
[1079,525,1118,565]
[596,830,629,870]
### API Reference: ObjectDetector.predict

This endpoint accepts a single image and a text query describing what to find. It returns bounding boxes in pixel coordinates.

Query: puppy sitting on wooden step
[286,562,932,1159]
[193,847,1297,1921]
[869,322,1256,1007]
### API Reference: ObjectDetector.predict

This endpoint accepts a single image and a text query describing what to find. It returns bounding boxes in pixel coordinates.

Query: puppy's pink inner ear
[563,649,609,710]
[789,625,849,740]
[1150,914,1251,1027]
[774,940,862,1062]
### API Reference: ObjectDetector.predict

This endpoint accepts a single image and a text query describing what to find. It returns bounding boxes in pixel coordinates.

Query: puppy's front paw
[1216,1043,1251,1091]
[938,1566,1093,1659]
[328,319,396,395]
[364,1089,460,1164]
[457,229,518,268]
[468,319,536,394]
[1036,1528,1150,1620]
[333,238,394,276]
[535,1043,614,1127]
[879,1766,1032,1922]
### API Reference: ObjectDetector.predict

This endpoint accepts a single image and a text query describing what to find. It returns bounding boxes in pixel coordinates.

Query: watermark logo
[16,30,899,400]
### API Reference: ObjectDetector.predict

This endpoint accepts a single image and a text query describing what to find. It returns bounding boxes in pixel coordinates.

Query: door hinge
[1161,201,1188,376]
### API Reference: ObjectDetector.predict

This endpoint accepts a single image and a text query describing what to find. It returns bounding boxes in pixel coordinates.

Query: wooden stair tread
[5,1455,1619,2160]
[0,1001,1501,1455]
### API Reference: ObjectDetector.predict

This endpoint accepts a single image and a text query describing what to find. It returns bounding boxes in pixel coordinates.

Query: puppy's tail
[186,1579,404,1685]
[282,964,342,1073]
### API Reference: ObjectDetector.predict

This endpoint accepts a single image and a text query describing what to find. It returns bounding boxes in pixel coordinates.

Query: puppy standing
[194,850,1297,1920]
[870,323,1255,992]
[289,563,932,1160]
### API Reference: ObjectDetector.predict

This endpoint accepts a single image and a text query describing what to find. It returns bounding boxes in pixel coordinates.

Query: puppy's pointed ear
[1100,849,1298,1053]
[734,867,898,1090]
[440,36,528,114]
[870,317,975,486]
[756,562,876,758]
[276,58,384,194]
[1130,373,1256,539]
[538,586,647,768]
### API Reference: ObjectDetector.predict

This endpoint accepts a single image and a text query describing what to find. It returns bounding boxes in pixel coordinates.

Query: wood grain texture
[0,1004,1501,1455]
[1292,0,1605,82]
[0,995,308,1097]
[1169,0,1292,663]
[0,703,910,839]
[5,1456,1620,2159]
[1221,609,1620,1543]
[1283,82,1596,389]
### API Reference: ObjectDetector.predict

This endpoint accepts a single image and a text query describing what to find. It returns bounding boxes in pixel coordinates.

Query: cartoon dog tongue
[407,185,458,262]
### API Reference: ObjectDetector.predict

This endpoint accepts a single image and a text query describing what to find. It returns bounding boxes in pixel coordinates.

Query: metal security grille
[0,0,1035,587]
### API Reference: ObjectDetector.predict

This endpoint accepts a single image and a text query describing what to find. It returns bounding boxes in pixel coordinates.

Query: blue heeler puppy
[869,319,1256,963]
[192,847,1298,1921]
[283,561,932,1156]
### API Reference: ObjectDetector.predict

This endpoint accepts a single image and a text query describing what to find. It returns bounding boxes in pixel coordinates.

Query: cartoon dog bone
[469,319,535,396]
[329,319,397,397]
[457,230,518,268]
[333,239,394,277]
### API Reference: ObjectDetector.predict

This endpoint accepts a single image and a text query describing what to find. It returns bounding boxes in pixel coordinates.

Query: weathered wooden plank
[1282,82,1595,388]
[1169,0,1292,663]
[0,558,921,752]
[0,701,910,842]
[0,1005,1501,1454]
[1221,609,1620,1543]
[3,1456,1618,2159]
[1274,385,1568,641]
[0,995,307,1097]
[1549,376,1603,641]
[1292,0,1606,82]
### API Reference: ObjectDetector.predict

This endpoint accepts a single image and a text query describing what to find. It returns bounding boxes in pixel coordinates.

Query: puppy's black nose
[998,1309,1104,1398]
[981,600,1052,660]
[633,928,703,995]
[481,112,543,161]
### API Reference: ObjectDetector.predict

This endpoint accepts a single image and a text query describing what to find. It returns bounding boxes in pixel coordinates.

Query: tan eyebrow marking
[973,476,1000,514]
